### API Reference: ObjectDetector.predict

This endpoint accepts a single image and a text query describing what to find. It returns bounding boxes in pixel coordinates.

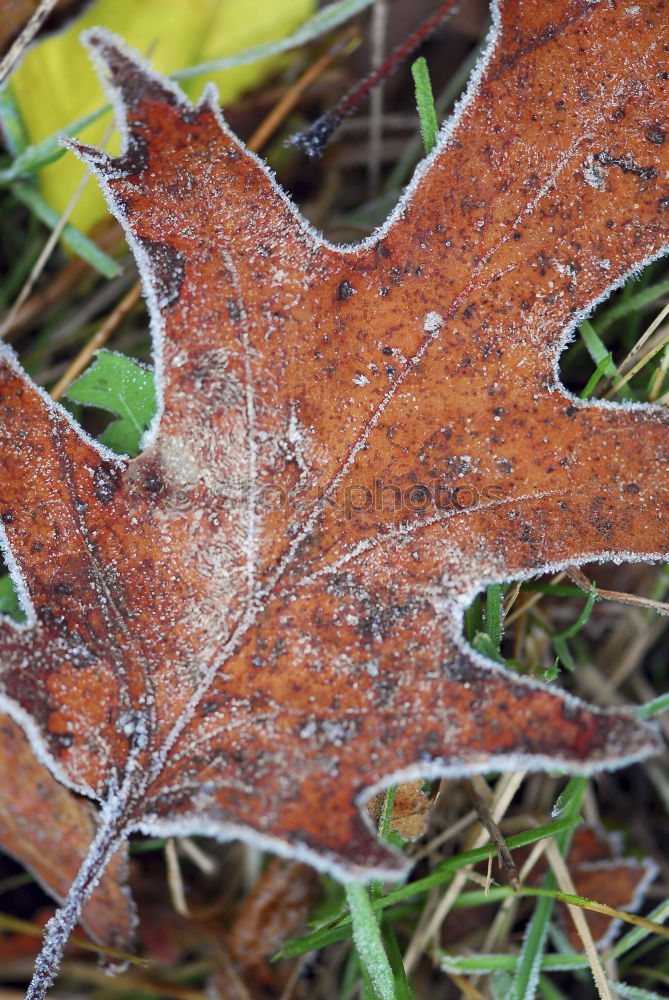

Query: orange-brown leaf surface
[1,0,668,895]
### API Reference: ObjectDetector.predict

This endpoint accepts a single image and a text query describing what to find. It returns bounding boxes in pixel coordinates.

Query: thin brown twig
[403,771,525,974]
[0,0,60,83]
[246,26,358,153]
[504,571,568,626]
[566,565,669,616]
[604,327,669,398]
[462,780,519,891]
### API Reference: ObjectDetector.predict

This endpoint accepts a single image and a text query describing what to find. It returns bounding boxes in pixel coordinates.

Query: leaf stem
[25,792,128,999]
[25,719,149,999]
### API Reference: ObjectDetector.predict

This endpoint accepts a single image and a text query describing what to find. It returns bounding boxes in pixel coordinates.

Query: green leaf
[64,350,156,457]
[0,573,25,623]
[472,630,507,665]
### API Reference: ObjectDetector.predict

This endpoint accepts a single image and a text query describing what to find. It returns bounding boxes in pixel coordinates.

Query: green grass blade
[607,900,669,959]
[0,84,29,153]
[511,893,554,1000]
[440,952,590,974]
[637,692,669,719]
[594,276,669,335]
[279,814,580,958]
[579,354,613,398]
[550,583,596,671]
[610,984,669,1000]
[0,106,111,185]
[552,635,576,672]
[538,975,572,1000]
[411,56,438,154]
[484,582,505,650]
[509,778,586,1000]
[10,183,120,277]
[345,883,396,1000]
[171,0,375,80]
[578,319,634,398]
[385,38,484,193]
[382,922,415,1000]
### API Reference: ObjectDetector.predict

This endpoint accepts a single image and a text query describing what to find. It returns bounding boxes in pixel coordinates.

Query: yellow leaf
[9,0,315,233]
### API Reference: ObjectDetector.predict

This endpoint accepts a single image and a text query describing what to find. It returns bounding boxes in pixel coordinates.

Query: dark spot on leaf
[337,280,355,301]
[227,298,242,322]
[143,471,165,495]
[139,238,187,309]
[645,125,665,145]
[94,465,121,505]
[200,701,220,715]
[596,151,657,182]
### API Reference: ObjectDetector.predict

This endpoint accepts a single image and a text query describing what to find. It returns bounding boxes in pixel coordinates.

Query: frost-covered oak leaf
[1,1,669,984]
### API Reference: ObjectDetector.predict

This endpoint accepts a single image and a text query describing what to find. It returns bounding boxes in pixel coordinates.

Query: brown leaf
[225,858,320,970]
[366,781,434,841]
[559,826,658,949]
[1,3,668,968]
[0,715,134,949]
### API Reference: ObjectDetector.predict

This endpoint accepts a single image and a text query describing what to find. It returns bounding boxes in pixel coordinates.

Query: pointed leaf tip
[82,27,186,113]
[60,137,112,172]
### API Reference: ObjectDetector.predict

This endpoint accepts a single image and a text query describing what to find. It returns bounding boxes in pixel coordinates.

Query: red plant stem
[288,0,461,158]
